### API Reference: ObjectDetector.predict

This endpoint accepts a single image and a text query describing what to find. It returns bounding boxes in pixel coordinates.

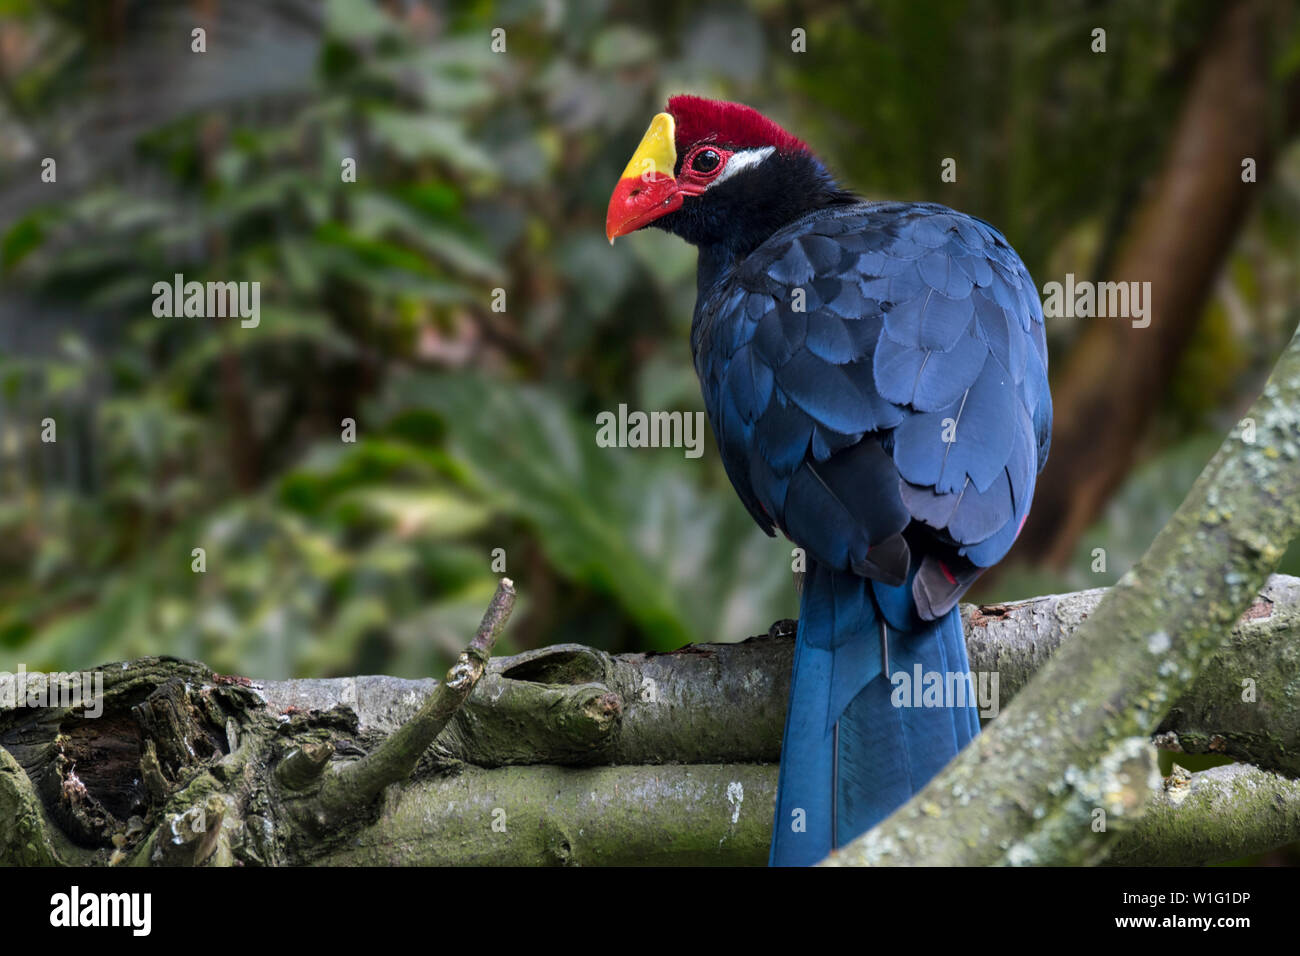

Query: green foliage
[0,0,1296,687]
[380,372,795,650]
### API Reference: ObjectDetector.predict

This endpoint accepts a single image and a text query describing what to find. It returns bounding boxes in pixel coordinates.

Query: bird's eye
[691,149,721,174]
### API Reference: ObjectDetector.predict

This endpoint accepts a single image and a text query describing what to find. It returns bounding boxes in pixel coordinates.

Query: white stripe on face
[709,146,775,188]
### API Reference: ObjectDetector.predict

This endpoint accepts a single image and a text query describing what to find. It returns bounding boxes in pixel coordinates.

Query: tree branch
[255,575,1300,778]
[315,763,776,866]
[1109,764,1300,866]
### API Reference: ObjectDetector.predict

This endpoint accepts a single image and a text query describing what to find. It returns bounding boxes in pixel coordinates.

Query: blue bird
[606,96,1051,865]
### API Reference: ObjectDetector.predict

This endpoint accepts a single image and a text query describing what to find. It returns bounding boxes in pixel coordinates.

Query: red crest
[666,95,807,153]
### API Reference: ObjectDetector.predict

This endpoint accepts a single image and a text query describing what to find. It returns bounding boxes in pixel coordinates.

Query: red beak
[605,172,682,242]
[606,112,682,242]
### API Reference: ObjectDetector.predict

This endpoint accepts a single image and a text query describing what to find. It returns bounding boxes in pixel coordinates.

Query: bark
[1109,764,1300,866]
[0,580,518,867]
[316,764,776,867]
[1012,0,1294,568]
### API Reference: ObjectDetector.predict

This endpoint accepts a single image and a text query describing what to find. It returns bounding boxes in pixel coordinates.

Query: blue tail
[769,561,981,866]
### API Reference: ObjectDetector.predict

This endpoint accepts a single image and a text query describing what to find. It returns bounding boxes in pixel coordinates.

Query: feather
[917,250,975,299]
[806,306,859,363]
[775,349,886,434]
[873,323,988,412]
[884,285,977,352]
[768,239,816,285]
[892,358,1016,494]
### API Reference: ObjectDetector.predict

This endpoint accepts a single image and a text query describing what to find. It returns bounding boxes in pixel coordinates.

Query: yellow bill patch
[618,112,677,181]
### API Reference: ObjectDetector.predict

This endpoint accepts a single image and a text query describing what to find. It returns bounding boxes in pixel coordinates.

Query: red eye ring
[680,144,733,194]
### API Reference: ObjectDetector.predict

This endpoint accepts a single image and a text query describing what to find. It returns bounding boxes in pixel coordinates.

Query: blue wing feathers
[754,388,811,475]
[776,350,882,434]
[806,306,859,363]
[799,234,846,272]
[883,285,976,352]
[769,239,815,285]
[694,201,1046,575]
[917,251,975,298]
[874,325,988,412]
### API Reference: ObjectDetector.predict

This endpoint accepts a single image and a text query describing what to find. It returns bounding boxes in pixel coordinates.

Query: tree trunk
[1012,0,1291,568]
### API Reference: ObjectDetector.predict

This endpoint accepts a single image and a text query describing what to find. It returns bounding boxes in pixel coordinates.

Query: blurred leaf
[591,26,658,69]
[368,111,496,172]
[2,214,44,269]
[337,487,491,539]
[382,372,795,649]
[325,0,394,40]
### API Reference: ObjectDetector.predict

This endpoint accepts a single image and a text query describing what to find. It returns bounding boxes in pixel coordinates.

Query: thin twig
[309,578,516,818]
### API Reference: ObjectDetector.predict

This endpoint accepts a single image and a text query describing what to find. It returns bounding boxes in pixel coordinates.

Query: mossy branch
[256,576,1300,778]
[1109,763,1300,866]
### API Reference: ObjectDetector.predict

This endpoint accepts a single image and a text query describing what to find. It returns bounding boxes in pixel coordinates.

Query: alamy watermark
[1041,273,1151,328]
[50,886,150,936]
[152,273,261,328]
[890,666,1000,719]
[0,665,104,717]
[595,404,706,459]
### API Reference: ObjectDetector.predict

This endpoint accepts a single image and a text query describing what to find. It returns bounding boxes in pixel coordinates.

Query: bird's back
[691,199,1051,620]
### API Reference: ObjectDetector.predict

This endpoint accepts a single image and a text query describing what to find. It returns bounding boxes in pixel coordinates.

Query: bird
[605,95,1051,866]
